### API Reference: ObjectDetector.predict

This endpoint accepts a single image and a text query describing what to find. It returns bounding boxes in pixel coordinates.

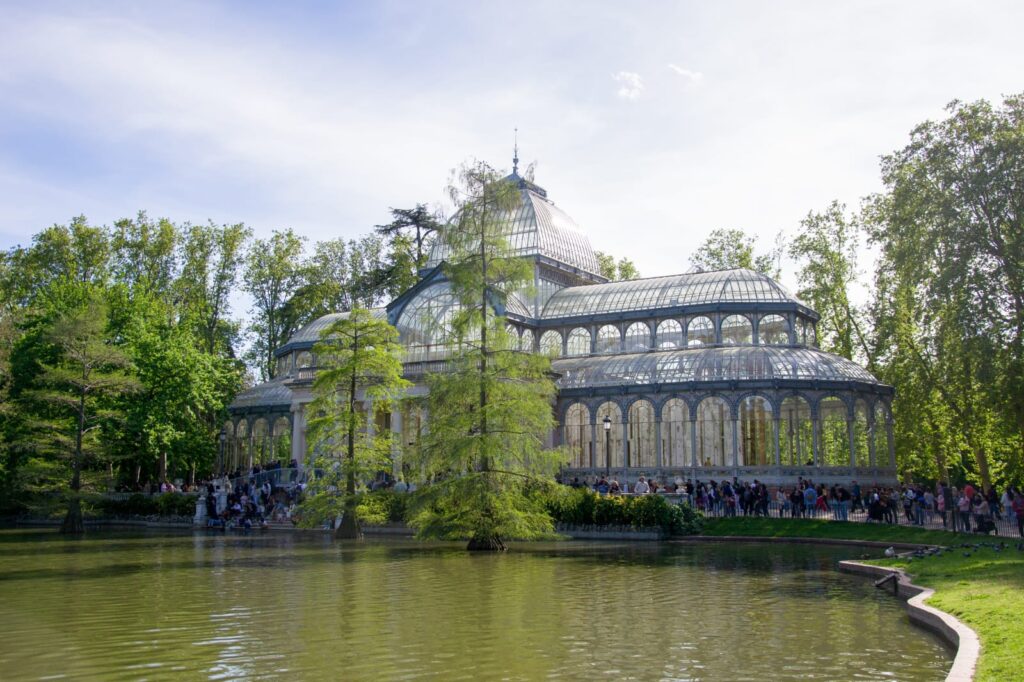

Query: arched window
[505,324,520,349]
[596,325,621,354]
[520,328,534,352]
[687,316,715,347]
[661,398,690,468]
[595,402,623,469]
[854,400,870,467]
[819,396,850,467]
[739,396,773,466]
[296,351,313,369]
[566,328,591,356]
[252,418,270,467]
[272,416,291,464]
[564,403,592,469]
[656,319,683,349]
[759,314,790,345]
[624,323,651,352]
[396,282,461,362]
[696,396,729,467]
[540,330,562,356]
[873,402,891,468]
[627,400,656,468]
[721,315,752,345]
[221,420,236,474]
[235,419,249,472]
[779,396,813,466]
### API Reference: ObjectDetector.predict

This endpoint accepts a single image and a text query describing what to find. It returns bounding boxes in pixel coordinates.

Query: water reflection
[0,530,950,681]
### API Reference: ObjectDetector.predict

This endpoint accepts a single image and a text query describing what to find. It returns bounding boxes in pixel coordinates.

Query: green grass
[701,516,1024,681]
[700,516,974,545]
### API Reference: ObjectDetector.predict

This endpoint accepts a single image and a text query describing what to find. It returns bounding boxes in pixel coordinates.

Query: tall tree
[789,202,871,364]
[28,297,138,533]
[868,94,1024,489]
[595,251,640,281]
[406,161,562,551]
[302,308,409,539]
[375,204,442,268]
[244,229,306,381]
[689,228,780,277]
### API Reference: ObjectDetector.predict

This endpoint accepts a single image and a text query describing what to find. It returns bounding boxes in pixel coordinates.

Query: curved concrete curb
[678,534,936,550]
[838,560,979,682]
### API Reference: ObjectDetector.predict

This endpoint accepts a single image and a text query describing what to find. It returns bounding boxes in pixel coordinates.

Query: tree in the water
[30,296,138,533]
[302,308,408,539]
[406,161,562,551]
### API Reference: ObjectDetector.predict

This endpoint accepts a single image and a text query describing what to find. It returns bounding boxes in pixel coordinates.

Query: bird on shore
[884,546,896,558]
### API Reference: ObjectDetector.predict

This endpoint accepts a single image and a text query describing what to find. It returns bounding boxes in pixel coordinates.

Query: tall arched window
[819,396,850,466]
[235,419,249,472]
[222,420,236,473]
[687,316,715,347]
[595,402,623,468]
[520,328,534,352]
[540,330,562,356]
[505,324,520,349]
[656,319,683,349]
[874,402,891,467]
[596,325,621,354]
[739,396,773,466]
[624,323,651,352]
[721,315,753,345]
[854,400,870,467]
[696,396,730,467]
[564,403,592,468]
[566,328,591,356]
[627,400,656,468]
[758,314,790,345]
[779,396,813,466]
[296,351,313,369]
[661,398,690,467]
[272,416,291,464]
[252,418,270,467]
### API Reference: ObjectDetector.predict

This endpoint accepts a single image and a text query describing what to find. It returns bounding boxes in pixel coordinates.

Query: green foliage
[375,204,442,269]
[406,161,563,548]
[540,487,703,535]
[356,490,409,525]
[299,308,410,535]
[96,493,158,517]
[595,250,640,281]
[689,228,781,277]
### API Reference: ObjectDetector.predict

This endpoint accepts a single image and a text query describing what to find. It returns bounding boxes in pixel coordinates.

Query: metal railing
[226,467,306,489]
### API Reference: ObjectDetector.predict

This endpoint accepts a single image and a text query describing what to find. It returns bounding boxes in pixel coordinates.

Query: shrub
[356,490,408,524]
[97,494,158,518]
[540,487,703,535]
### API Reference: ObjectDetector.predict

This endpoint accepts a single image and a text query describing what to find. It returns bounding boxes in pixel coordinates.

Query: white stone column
[290,403,306,469]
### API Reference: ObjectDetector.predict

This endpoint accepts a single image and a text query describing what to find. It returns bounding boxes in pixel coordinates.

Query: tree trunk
[159,452,167,484]
[61,452,84,535]
[467,534,506,551]
[334,496,363,540]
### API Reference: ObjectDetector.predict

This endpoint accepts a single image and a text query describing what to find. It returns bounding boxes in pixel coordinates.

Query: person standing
[1012,492,1024,538]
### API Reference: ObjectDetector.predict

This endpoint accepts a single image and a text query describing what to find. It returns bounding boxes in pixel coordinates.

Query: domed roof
[552,346,882,390]
[274,309,387,356]
[540,268,804,320]
[425,174,602,277]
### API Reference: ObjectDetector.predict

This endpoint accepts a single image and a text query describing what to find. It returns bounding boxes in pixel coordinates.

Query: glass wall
[596,325,621,354]
[696,396,730,466]
[819,396,850,466]
[520,328,534,352]
[759,314,790,345]
[564,403,591,468]
[661,398,690,467]
[721,315,753,345]
[540,330,562,356]
[627,400,656,468]
[687,316,715,347]
[566,328,591,356]
[779,396,813,466]
[624,323,651,352]
[656,319,684,349]
[595,401,623,468]
[739,396,773,466]
[854,400,870,467]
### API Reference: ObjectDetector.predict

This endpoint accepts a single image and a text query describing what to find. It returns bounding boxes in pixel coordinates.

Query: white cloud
[612,71,644,99]
[667,63,703,84]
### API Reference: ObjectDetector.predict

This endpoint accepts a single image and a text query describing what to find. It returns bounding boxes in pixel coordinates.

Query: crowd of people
[561,474,1024,536]
[203,477,304,529]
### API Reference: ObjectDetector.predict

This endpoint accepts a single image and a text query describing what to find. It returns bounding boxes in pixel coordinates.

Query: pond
[0,529,951,681]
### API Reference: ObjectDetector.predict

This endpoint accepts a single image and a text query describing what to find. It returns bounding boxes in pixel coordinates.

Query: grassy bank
[701,516,1024,681]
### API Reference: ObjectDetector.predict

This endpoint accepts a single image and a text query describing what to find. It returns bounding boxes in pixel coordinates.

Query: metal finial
[512,127,519,175]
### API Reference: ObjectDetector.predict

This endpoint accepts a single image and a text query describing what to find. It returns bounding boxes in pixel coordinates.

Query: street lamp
[603,415,612,479]
[218,429,227,476]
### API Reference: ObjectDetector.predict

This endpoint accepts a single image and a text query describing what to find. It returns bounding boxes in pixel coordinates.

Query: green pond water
[0,529,951,681]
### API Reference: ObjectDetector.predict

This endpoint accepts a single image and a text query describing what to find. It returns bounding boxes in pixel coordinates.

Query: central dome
[425,172,603,278]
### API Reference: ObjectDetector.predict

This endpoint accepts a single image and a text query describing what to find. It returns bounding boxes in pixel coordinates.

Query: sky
[2,0,1023,294]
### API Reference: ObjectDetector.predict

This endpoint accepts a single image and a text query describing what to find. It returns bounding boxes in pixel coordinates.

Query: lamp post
[603,415,612,479]
[218,429,227,476]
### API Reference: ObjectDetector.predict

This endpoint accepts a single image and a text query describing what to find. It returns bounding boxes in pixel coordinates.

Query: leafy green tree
[375,204,442,268]
[302,308,409,539]
[867,94,1024,489]
[595,250,641,281]
[406,161,562,551]
[244,229,306,380]
[789,202,872,364]
[689,228,780,277]
[27,297,139,533]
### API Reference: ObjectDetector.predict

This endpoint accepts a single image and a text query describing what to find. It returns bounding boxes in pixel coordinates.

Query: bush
[97,494,158,518]
[356,490,408,524]
[541,487,703,535]
[155,492,197,517]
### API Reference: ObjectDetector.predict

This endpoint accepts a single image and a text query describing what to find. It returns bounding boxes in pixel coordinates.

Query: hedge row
[95,493,196,518]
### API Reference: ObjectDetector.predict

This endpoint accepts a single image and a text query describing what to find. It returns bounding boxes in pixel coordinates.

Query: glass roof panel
[552,346,881,389]
[541,269,802,320]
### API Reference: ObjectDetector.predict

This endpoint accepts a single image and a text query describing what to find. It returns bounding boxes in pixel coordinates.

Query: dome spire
[512,127,519,176]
